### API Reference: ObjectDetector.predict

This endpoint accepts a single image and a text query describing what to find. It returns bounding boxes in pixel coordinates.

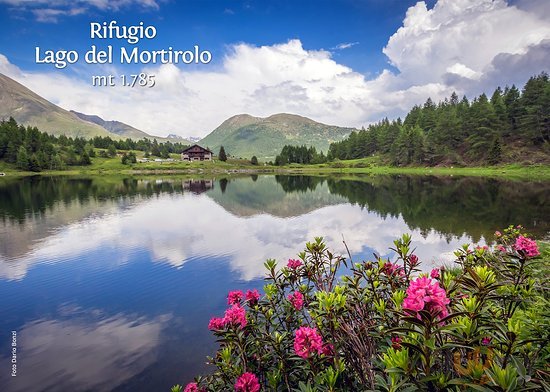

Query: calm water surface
[0,175,548,391]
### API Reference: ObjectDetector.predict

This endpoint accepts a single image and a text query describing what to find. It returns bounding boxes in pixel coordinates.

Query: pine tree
[250,155,259,165]
[80,150,92,165]
[487,138,502,165]
[16,146,29,170]
[28,154,41,172]
[107,144,117,157]
[218,146,227,162]
[490,87,508,136]
[151,139,161,157]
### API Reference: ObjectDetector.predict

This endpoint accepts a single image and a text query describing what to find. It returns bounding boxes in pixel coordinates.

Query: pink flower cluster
[223,304,248,328]
[430,268,440,279]
[287,258,302,269]
[294,326,324,359]
[228,290,244,305]
[246,289,260,305]
[409,254,419,266]
[209,305,248,331]
[403,276,450,319]
[288,291,304,310]
[209,289,261,331]
[208,317,225,330]
[234,372,260,392]
[184,382,204,392]
[514,235,540,258]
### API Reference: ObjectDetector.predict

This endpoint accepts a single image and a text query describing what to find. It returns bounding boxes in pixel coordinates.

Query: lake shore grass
[1,154,549,180]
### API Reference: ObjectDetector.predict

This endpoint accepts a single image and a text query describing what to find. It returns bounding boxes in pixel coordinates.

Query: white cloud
[1,0,549,137]
[383,0,550,86]
[332,42,359,50]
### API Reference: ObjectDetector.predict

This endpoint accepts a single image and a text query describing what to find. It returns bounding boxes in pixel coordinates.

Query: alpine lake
[0,174,548,391]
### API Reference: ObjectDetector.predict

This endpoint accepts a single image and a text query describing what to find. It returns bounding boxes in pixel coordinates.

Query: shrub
[174,225,549,391]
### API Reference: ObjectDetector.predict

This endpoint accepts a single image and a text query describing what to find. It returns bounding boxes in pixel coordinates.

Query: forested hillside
[0,118,188,171]
[328,73,549,166]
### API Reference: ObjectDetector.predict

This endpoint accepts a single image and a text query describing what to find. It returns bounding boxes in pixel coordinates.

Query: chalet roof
[181,144,213,154]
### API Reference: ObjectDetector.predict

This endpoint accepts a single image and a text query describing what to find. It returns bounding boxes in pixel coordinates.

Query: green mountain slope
[0,73,114,138]
[200,113,355,159]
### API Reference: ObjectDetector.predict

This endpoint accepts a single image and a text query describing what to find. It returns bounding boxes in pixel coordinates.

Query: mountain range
[1,72,355,156]
[0,73,189,143]
[70,110,188,143]
[200,113,354,159]
[0,73,112,138]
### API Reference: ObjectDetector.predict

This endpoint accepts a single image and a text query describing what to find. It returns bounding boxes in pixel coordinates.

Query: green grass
[1,151,549,180]
[275,157,550,180]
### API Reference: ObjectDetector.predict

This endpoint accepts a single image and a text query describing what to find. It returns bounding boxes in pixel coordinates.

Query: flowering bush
[172,225,549,391]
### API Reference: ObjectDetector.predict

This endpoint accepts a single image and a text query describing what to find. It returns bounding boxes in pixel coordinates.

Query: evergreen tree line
[91,136,187,158]
[274,144,327,165]
[0,118,93,171]
[327,72,549,166]
[0,117,190,171]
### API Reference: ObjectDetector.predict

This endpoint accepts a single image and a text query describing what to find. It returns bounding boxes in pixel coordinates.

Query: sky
[0,0,549,138]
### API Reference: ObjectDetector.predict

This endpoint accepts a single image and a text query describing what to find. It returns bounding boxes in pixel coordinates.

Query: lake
[0,174,548,391]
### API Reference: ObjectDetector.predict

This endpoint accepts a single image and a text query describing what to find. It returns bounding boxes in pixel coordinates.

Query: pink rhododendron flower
[495,231,502,237]
[481,337,492,346]
[514,235,540,258]
[430,268,440,279]
[288,291,304,310]
[496,245,506,253]
[409,254,419,266]
[227,290,244,305]
[234,372,260,392]
[184,382,203,392]
[403,276,450,319]
[223,305,247,329]
[287,258,302,269]
[294,326,323,359]
[208,317,225,330]
[245,289,260,305]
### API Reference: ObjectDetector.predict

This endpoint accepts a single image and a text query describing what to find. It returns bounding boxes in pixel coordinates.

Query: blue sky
[0,0,549,138]
[0,0,436,74]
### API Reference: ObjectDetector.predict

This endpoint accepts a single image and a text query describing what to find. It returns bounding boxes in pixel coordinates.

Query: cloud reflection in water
[0,307,170,392]
[1,191,474,281]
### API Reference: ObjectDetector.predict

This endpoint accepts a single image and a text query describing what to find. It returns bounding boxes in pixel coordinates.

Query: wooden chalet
[181,144,213,161]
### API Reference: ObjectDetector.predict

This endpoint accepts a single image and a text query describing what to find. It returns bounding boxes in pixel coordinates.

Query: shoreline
[1,163,549,180]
